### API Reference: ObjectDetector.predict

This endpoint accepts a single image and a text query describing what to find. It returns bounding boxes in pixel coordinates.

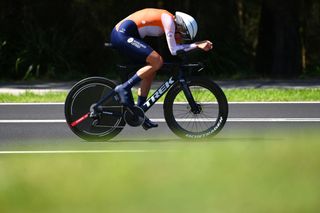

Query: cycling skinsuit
[110,8,197,63]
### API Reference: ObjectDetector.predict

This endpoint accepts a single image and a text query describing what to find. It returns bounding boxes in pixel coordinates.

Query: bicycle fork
[179,79,201,114]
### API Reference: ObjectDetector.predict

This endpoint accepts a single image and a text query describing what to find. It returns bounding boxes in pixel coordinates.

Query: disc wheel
[65,77,125,141]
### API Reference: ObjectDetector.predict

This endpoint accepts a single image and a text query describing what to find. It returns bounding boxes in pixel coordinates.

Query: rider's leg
[137,93,158,130]
[138,72,156,97]
[112,20,161,107]
[135,51,162,130]
[136,51,161,103]
[114,74,140,106]
[137,51,163,79]
[115,51,162,107]
[137,96,147,107]
[136,51,163,97]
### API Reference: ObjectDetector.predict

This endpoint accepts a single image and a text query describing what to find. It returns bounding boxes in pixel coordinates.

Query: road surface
[0,102,319,149]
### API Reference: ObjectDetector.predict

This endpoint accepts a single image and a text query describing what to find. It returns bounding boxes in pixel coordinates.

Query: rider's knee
[147,52,163,70]
[154,55,163,70]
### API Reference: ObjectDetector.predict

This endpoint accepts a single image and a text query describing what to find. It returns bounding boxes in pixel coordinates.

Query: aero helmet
[175,11,198,40]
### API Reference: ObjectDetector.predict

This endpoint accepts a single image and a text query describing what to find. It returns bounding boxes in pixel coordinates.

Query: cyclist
[110,8,213,130]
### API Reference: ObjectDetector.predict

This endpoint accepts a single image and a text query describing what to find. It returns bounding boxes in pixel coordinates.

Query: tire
[65,77,125,141]
[164,77,228,139]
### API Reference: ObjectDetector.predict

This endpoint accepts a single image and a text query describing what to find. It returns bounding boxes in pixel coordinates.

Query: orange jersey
[115,8,197,55]
[116,8,174,37]
[128,8,174,29]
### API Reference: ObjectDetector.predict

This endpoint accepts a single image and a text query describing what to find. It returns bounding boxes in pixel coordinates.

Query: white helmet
[175,11,198,40]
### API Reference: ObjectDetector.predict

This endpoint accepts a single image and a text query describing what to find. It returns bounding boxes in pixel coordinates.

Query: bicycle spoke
[165,78,228,139]
[199,113,212,130]
[174,111,191,117]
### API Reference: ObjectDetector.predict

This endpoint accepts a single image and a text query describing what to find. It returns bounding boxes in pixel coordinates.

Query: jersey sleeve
[161,13,197,55]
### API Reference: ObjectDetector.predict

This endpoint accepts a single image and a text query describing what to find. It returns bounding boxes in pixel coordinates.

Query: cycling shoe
[114,85,134,107]
[142,116,158,130]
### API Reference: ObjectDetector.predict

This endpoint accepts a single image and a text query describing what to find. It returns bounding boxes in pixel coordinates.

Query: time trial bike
[64,44,228,141]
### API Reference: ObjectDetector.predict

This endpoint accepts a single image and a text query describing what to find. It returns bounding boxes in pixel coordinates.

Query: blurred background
[0,0,319,81]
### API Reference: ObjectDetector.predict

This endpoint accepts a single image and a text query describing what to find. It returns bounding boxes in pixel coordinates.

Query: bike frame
[94,62,203,114]
[71,61,203,127]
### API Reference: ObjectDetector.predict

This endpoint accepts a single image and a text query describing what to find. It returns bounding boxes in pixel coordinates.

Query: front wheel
[164,77,228,139]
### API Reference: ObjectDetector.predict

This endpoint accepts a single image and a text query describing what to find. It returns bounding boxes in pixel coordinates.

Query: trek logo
[143,77,175,108]
[127,37,146,49]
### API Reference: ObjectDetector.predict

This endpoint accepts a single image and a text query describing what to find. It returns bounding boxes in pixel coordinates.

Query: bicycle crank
[124,106,145,127]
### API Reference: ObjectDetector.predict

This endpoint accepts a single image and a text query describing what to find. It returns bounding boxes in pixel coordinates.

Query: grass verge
[0,132,320,212]
[0,88,320,102]
[225,88,320,102]
[0,91,68,103]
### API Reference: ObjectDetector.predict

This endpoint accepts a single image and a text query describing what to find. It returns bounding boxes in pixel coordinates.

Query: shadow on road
[103,137,283,143]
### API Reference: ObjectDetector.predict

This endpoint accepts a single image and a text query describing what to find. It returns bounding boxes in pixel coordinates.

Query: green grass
[0,132,320,213]
[0,88,320,102]
[225,88,320,102]
[0,91,68,103]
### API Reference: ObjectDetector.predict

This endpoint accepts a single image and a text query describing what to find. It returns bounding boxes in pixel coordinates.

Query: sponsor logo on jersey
[127,38,134,43]
[127,37,146,49]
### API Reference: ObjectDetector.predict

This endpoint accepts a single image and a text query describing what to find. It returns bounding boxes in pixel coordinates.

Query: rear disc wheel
[65,77,125,141]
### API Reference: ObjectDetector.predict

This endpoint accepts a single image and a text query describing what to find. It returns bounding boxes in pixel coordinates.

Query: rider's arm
[161,13,197,55]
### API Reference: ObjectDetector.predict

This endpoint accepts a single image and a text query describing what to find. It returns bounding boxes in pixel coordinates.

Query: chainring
[124,106,145,127]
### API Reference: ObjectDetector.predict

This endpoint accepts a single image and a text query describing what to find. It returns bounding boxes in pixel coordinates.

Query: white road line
[172,102,320,104]
[154,118,320,122]
[0,103,64,105]
[0,150,158,154]
[151,118,320,122]
[0,118,320,123]
[0,102,320,105]
[227,118,320,122]
[0,120,66,123]
[229,101,320,104]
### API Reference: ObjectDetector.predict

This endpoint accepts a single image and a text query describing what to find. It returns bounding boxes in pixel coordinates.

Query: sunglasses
[175,24,191,40]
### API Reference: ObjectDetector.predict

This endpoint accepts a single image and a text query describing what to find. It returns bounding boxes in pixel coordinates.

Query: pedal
[124,106,145,127]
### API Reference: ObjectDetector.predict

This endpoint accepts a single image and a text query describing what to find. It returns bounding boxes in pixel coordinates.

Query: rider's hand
[196,40,213,51]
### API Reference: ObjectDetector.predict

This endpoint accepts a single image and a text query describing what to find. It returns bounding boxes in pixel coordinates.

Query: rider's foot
[142,116,158,130]
[115,73,141,107]
[114,85,134,107]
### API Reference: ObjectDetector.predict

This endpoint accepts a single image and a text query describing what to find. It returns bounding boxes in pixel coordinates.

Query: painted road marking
[1,102,320,105]
[0,150,163,154]
[0,118,320,123]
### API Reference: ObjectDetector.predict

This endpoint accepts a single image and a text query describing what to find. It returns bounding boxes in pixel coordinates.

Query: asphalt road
[0,102,319,148]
